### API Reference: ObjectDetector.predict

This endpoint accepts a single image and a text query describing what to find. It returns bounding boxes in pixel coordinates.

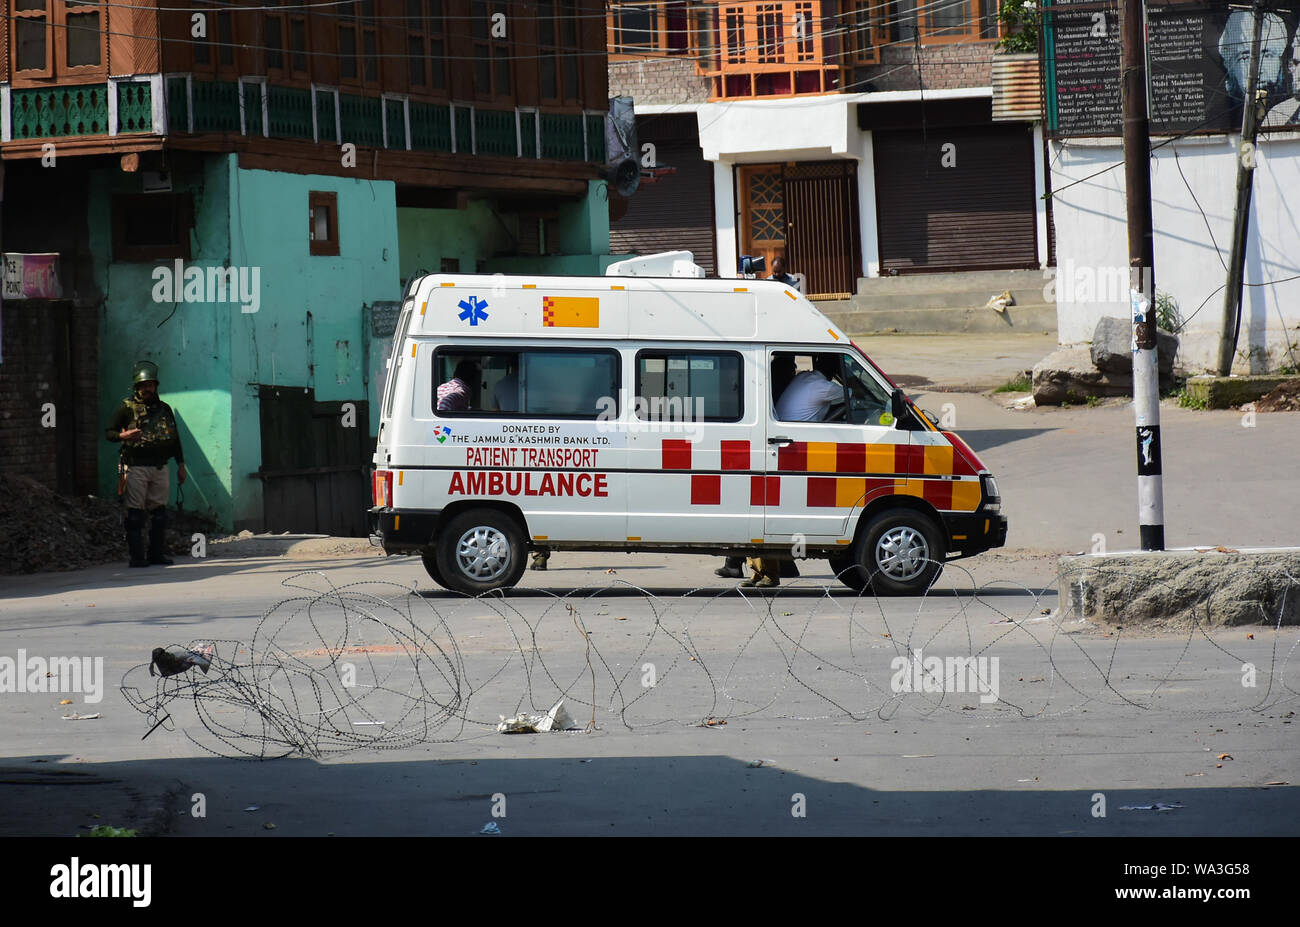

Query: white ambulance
[369,253,1006,595]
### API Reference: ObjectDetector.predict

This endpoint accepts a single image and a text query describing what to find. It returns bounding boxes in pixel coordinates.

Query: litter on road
[497,699,578,733]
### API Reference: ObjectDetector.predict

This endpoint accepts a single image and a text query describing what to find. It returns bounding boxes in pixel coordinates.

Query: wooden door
[737,163,786,274]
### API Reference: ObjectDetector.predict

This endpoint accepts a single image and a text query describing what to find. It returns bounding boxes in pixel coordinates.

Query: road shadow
[954,427,1059,453]
[2,753,1296,837]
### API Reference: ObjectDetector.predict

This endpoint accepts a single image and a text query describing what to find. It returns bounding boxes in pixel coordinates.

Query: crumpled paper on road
[497,699,578,733]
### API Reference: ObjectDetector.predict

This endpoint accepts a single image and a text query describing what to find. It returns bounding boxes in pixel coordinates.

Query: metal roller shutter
[874,125,1038,273]
[610,138,716,276]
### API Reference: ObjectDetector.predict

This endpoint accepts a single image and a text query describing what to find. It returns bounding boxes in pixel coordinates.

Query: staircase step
[820,304,1058,336]
[853,268,1049,294]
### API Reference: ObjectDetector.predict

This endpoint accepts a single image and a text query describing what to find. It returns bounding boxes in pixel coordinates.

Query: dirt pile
[0,473,216,574]
[1254,380,1300,412]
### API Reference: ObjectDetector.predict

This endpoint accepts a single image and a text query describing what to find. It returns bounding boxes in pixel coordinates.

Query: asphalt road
[1,393,1296,838]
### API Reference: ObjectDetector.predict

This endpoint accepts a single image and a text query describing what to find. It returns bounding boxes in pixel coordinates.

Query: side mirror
[890,388,907,423]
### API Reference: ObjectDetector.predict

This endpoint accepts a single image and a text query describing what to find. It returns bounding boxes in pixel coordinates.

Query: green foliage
[1176,389,1208,410]
[1085,395,1102,407]
[997,0,1041,54]
[994,373,1032,393]
[82,825,139,837]
[1154,291,1183,333]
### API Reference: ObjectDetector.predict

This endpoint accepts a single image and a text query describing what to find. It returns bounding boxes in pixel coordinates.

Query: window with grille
[407,0,447,92]
[890,0,1000,42]
[265,2,286,73]
[339,1,378,85]
[608,2,688,56]
[471,0,511,100]
[12,0,107,79]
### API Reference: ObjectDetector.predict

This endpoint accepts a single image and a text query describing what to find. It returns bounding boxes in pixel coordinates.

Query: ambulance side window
[635,351,742,422]
[433,348,619,418]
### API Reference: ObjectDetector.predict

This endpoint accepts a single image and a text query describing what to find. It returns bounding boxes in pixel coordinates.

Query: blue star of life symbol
[458,296,489,327]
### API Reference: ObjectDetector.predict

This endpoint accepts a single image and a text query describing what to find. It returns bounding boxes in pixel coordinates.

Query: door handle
[768,436,793,446]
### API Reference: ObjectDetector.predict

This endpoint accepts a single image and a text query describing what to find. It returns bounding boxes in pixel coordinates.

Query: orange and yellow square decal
[542,296,599,328]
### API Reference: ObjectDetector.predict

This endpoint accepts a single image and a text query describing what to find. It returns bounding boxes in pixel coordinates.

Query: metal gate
[256,387,370,536]
[873,125,1038,273]
[783,161,860,299]
[610,115,717,276]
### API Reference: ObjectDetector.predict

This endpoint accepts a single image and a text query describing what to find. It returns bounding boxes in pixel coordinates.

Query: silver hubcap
[454,525,511,581]
[875,525,930,581]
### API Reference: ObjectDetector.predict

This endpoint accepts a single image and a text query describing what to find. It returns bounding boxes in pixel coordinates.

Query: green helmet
[133,361,159,385]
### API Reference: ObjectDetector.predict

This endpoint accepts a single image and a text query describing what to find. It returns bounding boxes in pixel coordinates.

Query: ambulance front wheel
[855,508,945,596]
[434,509,527,595]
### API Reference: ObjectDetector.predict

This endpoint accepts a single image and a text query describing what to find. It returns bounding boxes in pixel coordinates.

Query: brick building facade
[0,300,99,495]
[607,3,1047,286]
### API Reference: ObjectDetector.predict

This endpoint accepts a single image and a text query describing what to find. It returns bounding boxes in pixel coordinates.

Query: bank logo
[435,426,452,444]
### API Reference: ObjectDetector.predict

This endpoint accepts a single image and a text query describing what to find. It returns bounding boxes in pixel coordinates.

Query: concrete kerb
[1184,374,1300,410]
[1058,548,1300,627]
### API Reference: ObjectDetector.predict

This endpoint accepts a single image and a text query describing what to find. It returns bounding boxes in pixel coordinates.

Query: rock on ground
[1032,346,1134,405]
[1090,316,1179,375]
[1058,551,1300,627]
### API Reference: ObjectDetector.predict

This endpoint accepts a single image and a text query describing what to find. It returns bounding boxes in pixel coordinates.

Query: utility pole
[1121,0,1164,551]
[1217,1,1268,375]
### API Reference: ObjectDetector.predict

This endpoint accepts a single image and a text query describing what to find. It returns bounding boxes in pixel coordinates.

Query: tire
[828,554,870,592]
[434,509,527,595]
[853,508,945,596]
[420,546,447,588]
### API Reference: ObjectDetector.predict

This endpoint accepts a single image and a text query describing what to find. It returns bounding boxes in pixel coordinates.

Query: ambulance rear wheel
[856,509,944,596]
[420,546,447,588]
[435,509,527,595]
[828,555,870,592]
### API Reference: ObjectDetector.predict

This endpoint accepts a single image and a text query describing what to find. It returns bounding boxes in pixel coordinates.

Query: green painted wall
[226,163,399,527]
[92,155,235,529]
[482,254,621,276]
[396,200,517,280]
[555,181,611,255]
[95,154,400,531]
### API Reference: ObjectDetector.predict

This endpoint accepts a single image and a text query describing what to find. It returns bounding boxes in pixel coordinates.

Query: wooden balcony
[688,0,883,101]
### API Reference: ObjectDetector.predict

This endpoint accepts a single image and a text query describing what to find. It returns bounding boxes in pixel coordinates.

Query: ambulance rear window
[635,350,743,422]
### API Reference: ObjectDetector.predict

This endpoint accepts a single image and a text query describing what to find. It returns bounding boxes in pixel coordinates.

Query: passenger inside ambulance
[436,359,479,412]
[772,352,893,426]
[435,349,619,419]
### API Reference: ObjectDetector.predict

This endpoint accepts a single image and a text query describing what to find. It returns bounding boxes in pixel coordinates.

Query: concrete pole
[1217,1,1266,375]
[1122,0,1165,551]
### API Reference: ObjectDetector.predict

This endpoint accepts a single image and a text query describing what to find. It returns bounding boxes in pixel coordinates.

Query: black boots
[124,509,148,568]
[147,508,174,565]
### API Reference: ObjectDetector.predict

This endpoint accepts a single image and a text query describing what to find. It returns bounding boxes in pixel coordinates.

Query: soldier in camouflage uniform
[105,361,187,568]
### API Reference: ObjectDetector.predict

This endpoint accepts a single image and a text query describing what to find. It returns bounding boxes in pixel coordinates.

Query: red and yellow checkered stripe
[659,439,983,512]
